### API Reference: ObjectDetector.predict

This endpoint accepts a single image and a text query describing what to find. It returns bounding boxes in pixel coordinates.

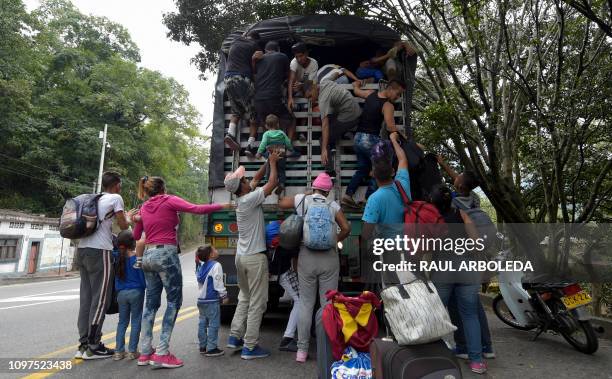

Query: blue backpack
[303,196,336,251]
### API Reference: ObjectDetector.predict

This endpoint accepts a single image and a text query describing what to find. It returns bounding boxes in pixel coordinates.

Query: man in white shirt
[224,152,280,360]
[287,42,319,110]
[75,171,129,360]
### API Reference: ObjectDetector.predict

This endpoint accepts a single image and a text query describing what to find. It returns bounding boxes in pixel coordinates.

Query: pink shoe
[295,350,308,363]
[137,349,155,366]
[470,361,487,374]
[151,352,184,369]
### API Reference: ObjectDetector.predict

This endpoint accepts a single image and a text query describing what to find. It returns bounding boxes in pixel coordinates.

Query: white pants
[279,271,300,338]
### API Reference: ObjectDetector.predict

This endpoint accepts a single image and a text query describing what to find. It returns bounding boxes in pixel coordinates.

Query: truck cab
[204,15,417,320]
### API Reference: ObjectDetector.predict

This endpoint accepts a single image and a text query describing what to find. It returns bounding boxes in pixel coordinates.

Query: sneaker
[199,347,207,354]
[453,347,469,360]
[288,149,302,158]
[126,352,140,360]
[82,343,114,360]
[244,145,257,158]
[150,353,184,369]
[137,349,155,366]
[470,361,487,374]
[224,135,240,150]
[227,336,244,350]
[341,195,359,208]
[113,352,125,361]
[74,344,86,359]
[241,345,270,360]
[205,348,225,357]
[279,338,297,352]
[482,347,496,359]
[295,350,308,363]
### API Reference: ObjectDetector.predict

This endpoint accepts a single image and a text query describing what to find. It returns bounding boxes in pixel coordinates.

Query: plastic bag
[330,347,373,379]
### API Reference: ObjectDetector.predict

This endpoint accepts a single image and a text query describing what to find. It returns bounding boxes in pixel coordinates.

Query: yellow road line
[22,307,200,379]
[35,306,196,359]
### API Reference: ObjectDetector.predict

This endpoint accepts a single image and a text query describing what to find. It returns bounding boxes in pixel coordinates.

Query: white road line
[0,299,69,311]
[0,276,80,289]
[0,294,80,303]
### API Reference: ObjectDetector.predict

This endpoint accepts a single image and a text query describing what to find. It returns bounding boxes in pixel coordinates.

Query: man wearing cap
[224,151,281,360]
[277,172,351,363]
[250,40,297,149]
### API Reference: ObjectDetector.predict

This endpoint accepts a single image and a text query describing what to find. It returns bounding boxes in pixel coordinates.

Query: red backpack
[395,181,446,240]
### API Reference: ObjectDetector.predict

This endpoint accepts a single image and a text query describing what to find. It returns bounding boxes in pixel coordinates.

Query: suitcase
[316,307,335,379]
[370,338,462,379]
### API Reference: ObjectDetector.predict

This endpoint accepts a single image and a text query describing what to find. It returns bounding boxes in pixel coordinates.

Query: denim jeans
[198,302,220,351]
[115,288,145,353]
[346,132,380,197]
[449,297,493,353]
[140,245,183,355]
[356,67,384,82]
[434,283,483,362]
[264,150,287,185]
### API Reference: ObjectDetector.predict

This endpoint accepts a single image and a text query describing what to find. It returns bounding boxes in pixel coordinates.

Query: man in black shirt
[250,41,296,155]
[342,80,406,208]
[224,30,262,154]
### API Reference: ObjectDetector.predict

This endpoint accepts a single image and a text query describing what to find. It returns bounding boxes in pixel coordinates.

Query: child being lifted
[255,114,299,195]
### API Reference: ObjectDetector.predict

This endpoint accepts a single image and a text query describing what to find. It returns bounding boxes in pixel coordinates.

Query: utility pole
[96,124,108,194]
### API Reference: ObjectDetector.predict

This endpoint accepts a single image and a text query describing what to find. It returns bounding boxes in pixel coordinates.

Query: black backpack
[59,193,104,239]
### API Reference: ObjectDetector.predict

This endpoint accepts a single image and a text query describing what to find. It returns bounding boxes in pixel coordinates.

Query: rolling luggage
[316,307,335,379]
[370,338,462,379]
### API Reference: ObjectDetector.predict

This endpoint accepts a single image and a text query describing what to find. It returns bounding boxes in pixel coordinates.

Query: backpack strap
[295,195,306,215]
[394,180,411,205]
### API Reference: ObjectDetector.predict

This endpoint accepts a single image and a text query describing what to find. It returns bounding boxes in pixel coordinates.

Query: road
[0,248,611,379]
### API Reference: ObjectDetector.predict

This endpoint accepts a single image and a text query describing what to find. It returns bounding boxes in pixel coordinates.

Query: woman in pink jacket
[133,176,230,369]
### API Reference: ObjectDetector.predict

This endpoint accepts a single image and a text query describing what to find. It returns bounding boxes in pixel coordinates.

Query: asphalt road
[0,248,611,379]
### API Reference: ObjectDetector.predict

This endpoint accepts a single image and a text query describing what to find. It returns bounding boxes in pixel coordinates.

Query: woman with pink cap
[278,172,350,363]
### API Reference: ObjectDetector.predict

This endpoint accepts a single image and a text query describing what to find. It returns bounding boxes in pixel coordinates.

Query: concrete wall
[0,212,74,275]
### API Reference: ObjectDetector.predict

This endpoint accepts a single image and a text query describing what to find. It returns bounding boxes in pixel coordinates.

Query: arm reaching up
[389,132,407,170]
[436,154,459,181]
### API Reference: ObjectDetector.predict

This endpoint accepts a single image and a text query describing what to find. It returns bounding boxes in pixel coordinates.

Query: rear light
[229,222,238,233]
[540,292,552,301]
[213,223,224,233]
[562,283,582,296]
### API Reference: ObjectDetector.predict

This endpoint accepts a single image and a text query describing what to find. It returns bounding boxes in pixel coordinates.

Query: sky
[24,0,216,134]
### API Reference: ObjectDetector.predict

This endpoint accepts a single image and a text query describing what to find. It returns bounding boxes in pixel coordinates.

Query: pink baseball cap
[312,172,333,192]
[224,166,246,193]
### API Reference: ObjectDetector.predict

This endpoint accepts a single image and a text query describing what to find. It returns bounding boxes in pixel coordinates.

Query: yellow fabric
[333,302,374,343]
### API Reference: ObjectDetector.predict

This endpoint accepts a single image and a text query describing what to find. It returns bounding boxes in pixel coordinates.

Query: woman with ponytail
[133,176,231,369]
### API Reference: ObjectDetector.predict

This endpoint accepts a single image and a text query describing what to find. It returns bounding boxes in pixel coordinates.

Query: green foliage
[162,0,369,76]
[0,0,208,243]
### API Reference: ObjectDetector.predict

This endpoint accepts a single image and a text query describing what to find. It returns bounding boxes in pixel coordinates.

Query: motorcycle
[492,248,599,354]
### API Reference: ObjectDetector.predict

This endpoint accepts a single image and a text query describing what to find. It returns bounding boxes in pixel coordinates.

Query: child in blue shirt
[113,230,146,361]
[196,245,228,356]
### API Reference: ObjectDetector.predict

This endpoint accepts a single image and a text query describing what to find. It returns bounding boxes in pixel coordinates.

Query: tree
[0,0,209,242]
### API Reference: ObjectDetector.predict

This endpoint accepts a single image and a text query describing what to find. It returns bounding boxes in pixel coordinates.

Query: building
[0,209,74,276]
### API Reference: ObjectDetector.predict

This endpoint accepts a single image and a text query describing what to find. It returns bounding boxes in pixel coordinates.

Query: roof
[0,209,59,224]
[221,15,400,54]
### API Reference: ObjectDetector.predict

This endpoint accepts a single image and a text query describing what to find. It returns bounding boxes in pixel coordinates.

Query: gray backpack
[279,197,305,249]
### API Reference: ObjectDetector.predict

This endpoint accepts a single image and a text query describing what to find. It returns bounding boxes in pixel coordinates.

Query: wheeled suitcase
[370,338,462,379]
[316,307,335,379]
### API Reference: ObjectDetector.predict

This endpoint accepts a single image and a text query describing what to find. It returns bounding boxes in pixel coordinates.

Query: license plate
[228,237,238,248]
[561,291,592,310]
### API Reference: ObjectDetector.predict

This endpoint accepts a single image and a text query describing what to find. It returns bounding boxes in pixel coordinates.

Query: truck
[204,15,417,321]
